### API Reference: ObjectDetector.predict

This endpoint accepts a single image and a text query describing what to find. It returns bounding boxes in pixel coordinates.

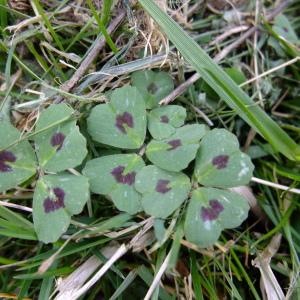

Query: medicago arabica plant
[0,70,254,247]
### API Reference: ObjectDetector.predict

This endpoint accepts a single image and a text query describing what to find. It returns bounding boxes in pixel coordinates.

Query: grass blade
[138,0,300,161]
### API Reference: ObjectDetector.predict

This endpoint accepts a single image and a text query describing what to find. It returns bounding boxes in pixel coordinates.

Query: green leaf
[87,86,147,149]
[184,188,249,247]
[131,70,174,108]
[138,0,300,161]
[34,104,87,172]
[33,173,89,243]
[135,165,191,218]
[148,105,186,140]
[83,154,145,214]
[195,129,254,188]
[273,14,299,45]
[0,121,37,192]
[146,124,207,172]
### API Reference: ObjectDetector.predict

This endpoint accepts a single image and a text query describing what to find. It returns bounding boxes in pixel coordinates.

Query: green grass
[0,0,300,299]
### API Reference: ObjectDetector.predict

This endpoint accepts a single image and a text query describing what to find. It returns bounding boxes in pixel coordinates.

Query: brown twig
[160,0,292,105]
[58,10,126,96]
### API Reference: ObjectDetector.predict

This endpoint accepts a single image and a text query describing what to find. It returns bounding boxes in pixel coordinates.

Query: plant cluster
[0,70,254,247]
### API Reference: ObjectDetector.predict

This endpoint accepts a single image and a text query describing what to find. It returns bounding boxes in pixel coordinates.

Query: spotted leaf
[33,173,89,243]
[135,165,191,218]
[0,121,37,192]
[195,129,254,188]
[131,70,174,109]
[273,14,299,45]
[87,86,146,149]
[83,154,145,214]
[146,124,207,172]
[184,188,249,247]
[148,105,186,140]
[34,104,87,172]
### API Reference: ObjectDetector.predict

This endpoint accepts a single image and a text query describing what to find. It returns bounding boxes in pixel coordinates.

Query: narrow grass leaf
[138,0,300,161]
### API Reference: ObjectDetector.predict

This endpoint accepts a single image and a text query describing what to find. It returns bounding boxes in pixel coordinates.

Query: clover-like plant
[0,104,89,243]
[0,71,254,247]
[85,75,255,248]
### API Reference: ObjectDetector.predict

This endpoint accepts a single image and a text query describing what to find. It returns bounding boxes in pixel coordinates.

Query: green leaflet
[184,188,249,248]
[147,105,186,140]
[34,103,87,172]
[33,173,89,243]
[273,14,299,45]
[83,154,145,214]
[146,124,207,172]
[135,165,191,218]
[87,86,147,149]
[195,129,254,188]
[131,69,174,108]
[0,121,37,192]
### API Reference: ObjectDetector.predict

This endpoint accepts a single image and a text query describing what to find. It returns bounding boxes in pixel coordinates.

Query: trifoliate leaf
[87,86,147,149]
[0,121,37,192]
[135,165,191,218]
[34,104,87,172]
[83,154,145,214]
[184,187,249,248]
[195,129,254,188]
[33,173,89,243]
[146,124,207,172]
[148,105,186,140]
[131,70,174,108]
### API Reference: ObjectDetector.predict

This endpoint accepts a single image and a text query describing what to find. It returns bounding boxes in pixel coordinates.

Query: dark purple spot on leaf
[115,112,134,134]
[167,139,182,151]
[0,150,16,172]
[160,115,169,123]
[43,187,65,213]
[283,27,288,32]
[51,132,65,151]
[147,82,158,94]
[212,155,229,169]
[111,165,136,185]
[201,199,224,222]
[156,179,171,194]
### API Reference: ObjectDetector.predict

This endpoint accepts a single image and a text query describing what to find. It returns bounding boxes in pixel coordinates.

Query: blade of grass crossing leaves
[109,270,137,300]
[101,0,113,26]
[31,0,64,51]
[0,0,8,33]
[86,0,118,54]
[190,252,204,300]
[0,228,36,240]
[152,248,167,300]
[4,44,14,86]
[25,41,52,75]
[38,275,55,300]
[168,221,184,270]
[66,18,95,51]
[18,239,110,271]
[17,279,32,300]
[214,259,243,300]
[137,266,172,300]
[230,249,261,300]
[0,206,34,229]
[138,0,300,161]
